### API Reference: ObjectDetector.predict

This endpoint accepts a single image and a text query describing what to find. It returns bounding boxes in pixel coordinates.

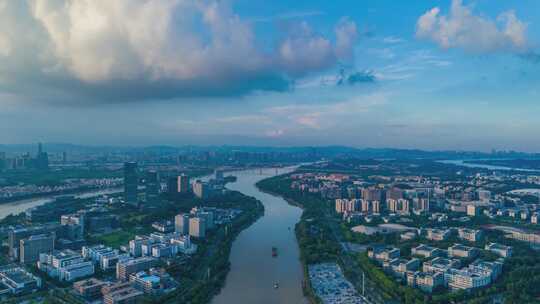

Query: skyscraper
[175,213,190,235]
[145,171,159,204]
[177,174,190,193]
[167,177,178,195]
[124,162,138,205]
[35,142,49,171]
[189,217,206,238]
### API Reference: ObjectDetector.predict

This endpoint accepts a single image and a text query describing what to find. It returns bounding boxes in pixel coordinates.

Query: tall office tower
[189,217,206,238]
[167,177,178,195]
[35,142,49,171]
[0,151,5,170]
[124,162,138,204]
[145,171,159,204]
[177,174,190,193]
[175,213,190,235]
[20,234,55,264]
[62,151,67,164]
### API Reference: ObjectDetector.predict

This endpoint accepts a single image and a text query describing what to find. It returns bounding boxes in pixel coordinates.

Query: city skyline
[1,0,540,151]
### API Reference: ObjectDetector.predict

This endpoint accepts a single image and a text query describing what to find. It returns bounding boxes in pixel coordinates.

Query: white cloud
[0,0,359,101]
[416,0,528,53]
[382,36,405,44]
[276,19,357,76]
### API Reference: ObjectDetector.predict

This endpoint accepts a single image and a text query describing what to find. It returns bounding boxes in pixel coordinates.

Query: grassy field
[91,230,135,248]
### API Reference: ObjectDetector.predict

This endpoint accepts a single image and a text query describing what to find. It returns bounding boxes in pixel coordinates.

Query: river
[0,168,308,303]
[212,167,307,304]
[438,159,539,172]
[0,188,122,220]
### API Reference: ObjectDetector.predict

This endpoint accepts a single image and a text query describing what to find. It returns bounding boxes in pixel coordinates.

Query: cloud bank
[416,0,528,53]
[0,0,358,102]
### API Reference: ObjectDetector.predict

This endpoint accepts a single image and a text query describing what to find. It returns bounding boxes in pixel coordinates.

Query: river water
[0,188,122,220]
[212,167,307,304]
[0,168,308,303]
[438,159,539,172]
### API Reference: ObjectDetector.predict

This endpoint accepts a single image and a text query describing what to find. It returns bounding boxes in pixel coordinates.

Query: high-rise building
[8,225,59,259]
[145,171,159,204]
[372,201,381,214]
[124,162,138,204]
[178,174,190,193]
[0,151,6,170]
[35,143,49,171]
[167,177,178,195]
[413,198,430,213]
[20,234,55,264]
[174,213,190,235]
[361,188,384,201]
[189,217,206,238]
[386,187,404,200]
[192,180,209,199]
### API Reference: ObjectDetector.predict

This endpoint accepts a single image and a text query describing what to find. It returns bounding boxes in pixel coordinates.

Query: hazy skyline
[1,0,540,151]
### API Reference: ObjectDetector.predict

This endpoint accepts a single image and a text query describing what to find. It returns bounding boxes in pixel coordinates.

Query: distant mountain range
[1,143,539,160]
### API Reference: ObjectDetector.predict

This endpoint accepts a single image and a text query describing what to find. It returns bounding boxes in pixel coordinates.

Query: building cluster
[368,238,511,293]
[0,265,42,296]
[0,178,122,201]
[124,162,229,205]
[0,143,48,172]
[72,265,178,303]
[37,249,95,282]
[123,162,163,205]
[129,232,196,258]
[175,206,241,239]
[292,171,540,221]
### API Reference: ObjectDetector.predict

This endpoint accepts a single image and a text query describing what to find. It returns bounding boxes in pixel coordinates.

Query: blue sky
[0,0,539,151]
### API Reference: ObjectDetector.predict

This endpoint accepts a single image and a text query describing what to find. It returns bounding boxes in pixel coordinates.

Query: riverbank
[255,180,324,304]
[154,191,265,304]
[0,185,122,205]
[210,167,306,304]
[256,175,386,304]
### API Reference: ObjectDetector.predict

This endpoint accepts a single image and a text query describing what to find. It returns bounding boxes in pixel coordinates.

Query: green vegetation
[89,230,135,248]
[136,191,264,304]
[256,173,540,304]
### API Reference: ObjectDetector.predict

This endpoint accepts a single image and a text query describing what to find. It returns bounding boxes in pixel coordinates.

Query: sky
[1,0,540,151]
